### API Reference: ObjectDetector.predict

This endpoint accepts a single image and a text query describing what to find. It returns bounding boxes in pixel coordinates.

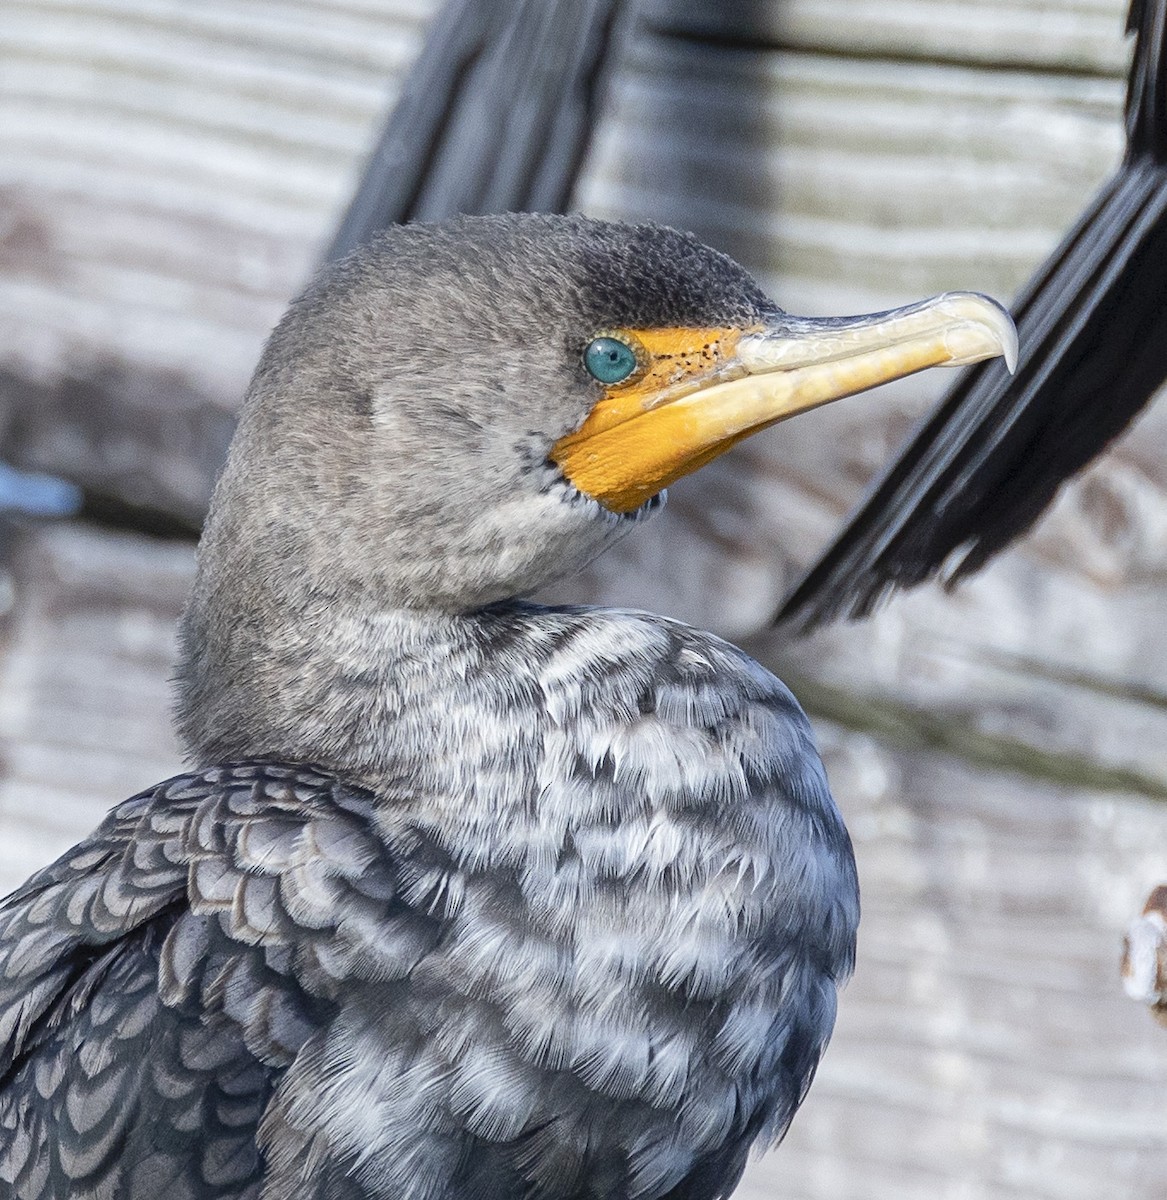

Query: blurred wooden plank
[0,522,192,895]
[646,0,1131,74]
[0,0,440,516]
[0,0,435,397]
[750,736,1167,1200]
[579,33,1126,310]
[0,364,233,529]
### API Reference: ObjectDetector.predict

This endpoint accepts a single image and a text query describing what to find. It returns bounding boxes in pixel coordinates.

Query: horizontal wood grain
[646,0,1132,74]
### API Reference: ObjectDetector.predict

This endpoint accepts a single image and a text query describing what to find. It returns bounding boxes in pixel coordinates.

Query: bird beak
[552,291,1018,514]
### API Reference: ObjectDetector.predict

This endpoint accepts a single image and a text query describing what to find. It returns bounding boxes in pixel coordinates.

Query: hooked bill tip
[938,291,1018,374]
[1001,315,1019,374]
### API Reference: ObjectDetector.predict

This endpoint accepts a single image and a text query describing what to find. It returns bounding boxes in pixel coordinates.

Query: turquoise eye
[584,336,639,385]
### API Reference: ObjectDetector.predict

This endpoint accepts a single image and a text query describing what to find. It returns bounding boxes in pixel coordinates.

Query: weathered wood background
[2,0,1167,1196]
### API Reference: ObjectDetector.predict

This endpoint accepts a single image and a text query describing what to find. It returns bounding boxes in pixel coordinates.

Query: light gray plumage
[0,214,858,1200]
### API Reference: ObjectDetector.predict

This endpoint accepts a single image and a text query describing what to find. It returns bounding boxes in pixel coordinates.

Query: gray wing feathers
[0,793,176,1083]
[0,763,419,1200]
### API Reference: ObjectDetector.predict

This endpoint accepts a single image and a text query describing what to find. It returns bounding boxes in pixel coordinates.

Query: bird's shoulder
[505,602,805,715]
[515,604,828,800]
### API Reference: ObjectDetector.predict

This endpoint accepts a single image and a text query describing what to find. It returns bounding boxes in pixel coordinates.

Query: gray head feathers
[176,214,776,762]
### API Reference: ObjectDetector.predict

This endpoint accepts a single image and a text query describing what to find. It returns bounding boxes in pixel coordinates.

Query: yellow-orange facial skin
[552,325,757,513]
[562,326,755,438]
[551,292,1018,514]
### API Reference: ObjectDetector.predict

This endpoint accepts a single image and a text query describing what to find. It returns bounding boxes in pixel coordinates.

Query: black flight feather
[777,0,1167,630]
[326,0,627,262]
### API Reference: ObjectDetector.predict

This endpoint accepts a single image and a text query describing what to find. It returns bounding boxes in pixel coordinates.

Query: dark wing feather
[326,0,627,261]
[0,762,422,1200]
[777,0,1167,629]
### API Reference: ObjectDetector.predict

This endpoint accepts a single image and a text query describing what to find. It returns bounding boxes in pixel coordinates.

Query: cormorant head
[176,213,1015,763]
[194,213,1015,614]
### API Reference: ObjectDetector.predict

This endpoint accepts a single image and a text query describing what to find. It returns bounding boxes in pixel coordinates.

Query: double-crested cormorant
[0,215,1013,1199]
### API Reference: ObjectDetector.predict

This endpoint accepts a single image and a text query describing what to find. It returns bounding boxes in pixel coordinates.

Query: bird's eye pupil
[585,337,638,384]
